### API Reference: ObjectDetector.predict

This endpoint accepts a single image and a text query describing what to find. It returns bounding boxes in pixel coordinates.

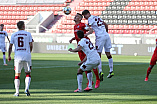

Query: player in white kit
[82,10,114,79]
[68,30,100,92]
[8,21,33,97]
[0,24,10,66]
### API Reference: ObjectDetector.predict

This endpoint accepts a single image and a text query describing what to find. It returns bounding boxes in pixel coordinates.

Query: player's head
[17,21,25,30]
[74,13,83,23]
[0,24,4,31]
[82,10,91,19]
[77,30,84,39]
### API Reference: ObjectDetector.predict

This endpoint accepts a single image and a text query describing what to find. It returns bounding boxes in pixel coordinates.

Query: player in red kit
[145,39,157,81]
[69,13,100,89]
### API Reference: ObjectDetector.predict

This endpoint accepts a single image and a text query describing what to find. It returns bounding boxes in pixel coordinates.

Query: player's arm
[29,42,33,52]
[84,27,93,37]
[69,37,75,43]
[103,21,108,33]
[8,44,13,61]
[7,36,10,43]
[68,45,82,52]
[5,32,10,43]
[78,56,87,66]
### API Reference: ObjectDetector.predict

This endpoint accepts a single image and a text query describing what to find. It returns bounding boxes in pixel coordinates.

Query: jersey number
[18,37,24,47]
[95,18,104,27]
[86,40,94,50]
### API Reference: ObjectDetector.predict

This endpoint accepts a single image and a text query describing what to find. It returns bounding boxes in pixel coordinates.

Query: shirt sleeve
[88,17,94,26]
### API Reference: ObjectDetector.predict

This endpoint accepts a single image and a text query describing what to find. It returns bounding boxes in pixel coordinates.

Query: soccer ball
[63,7,71,15]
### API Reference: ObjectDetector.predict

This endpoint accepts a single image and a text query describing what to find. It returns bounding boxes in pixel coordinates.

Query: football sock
[77,74,83,90]
[14,76,20,94]
[108,58,113,72]
[3,55,6,64]
[146,67,151,78]
[98,60,102,73]
[84,71,89,82]
[93,68,100,80]
[87,72,93,88]
[25,75,31,91]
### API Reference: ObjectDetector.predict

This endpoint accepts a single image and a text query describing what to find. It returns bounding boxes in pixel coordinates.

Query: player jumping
[82,10,114,79]
[69,13,100,89]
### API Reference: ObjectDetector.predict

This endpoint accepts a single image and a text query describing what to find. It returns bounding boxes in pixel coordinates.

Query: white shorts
[14,60,32,73]
[80,55,100,71]
[0,45,6,52]
[95,35,112,53]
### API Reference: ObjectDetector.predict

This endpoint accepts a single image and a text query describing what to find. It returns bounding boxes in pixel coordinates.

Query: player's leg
[97,52,104,81]
[145,54,156,81]
[74,68,84,92]
[14,73,21,96]
[78,51,94,86]
[105,52,114,78]
[97,51,103,73]
[14,61,22,96]
[91,54,100,86]
[24,61,31,96]
[95,39,104,81]
[104,35,114,78]
[145,65,154,81]
[83,59,100,91]
[84,70,93,91]
[3,51,7,66]
[93,67,100,88]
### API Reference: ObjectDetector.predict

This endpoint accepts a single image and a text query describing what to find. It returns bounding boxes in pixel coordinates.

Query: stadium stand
[49,0,157,34]
[0,0,67,33]
[0,0,156,34]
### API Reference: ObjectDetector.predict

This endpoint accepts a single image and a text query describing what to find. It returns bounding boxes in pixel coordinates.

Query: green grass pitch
[0,53,157,104]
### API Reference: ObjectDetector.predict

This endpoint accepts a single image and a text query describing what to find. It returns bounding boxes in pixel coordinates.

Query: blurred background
[0,0,157,56]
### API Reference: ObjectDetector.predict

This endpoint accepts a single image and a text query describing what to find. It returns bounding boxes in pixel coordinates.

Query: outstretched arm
[84,27,93,37]
[69,37,75,43]
[68,45,82,52]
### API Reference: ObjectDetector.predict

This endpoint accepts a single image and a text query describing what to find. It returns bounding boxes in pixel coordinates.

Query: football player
[82,10,114,78]
[145,39,157,81]
[8,21,33,96]
[0,24,10,66]
[69,30,101,92]
[69,13,100,89]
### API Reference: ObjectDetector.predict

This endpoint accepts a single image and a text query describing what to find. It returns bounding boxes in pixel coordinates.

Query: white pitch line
[0,63,147,71]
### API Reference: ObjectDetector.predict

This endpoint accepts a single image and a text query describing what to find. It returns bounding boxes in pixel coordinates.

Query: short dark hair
[77,13,83,19]
[17,21,24,29]
[0,24,4,27]
[77,30,84,39]
[82,10,90,15]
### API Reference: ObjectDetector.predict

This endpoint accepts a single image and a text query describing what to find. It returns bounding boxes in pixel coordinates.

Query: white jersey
[79,38,100,71]
[0,30,8,45]
[78,38,98,58]
[10,30,33,61]
[88,15,108,38]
